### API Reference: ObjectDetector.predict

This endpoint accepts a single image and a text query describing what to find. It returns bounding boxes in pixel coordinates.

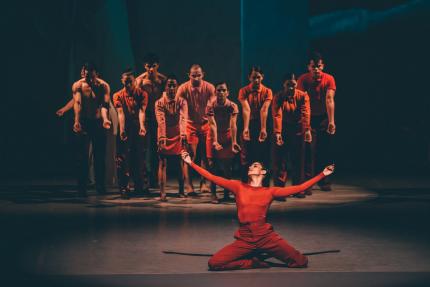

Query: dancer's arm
[271,165,334,197]
[181,151,240,194]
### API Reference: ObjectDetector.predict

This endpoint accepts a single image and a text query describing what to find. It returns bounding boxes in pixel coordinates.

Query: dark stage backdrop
[3,0,430,180]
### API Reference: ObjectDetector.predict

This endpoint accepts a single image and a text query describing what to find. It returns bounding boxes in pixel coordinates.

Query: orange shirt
[155,93,188,140]
[206,99,239,134]
[177,80,216,125]
[113,87,148,125]
[272,89,310,134]
[238,84,273,120]
[297,72,336,116]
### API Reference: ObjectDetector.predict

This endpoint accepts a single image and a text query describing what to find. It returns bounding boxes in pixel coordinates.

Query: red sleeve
[264,88,273,102]
[238,87,247,101]
[300,92,311,132]
[206,101,214,117]
[327,75,336,91]
[113,92,122,109]
[297,74,306,91]
[155,100,166,140]
[189,162,240,194]
[179,99,188,136]
[272,93,283,134]
[271,172,325,197]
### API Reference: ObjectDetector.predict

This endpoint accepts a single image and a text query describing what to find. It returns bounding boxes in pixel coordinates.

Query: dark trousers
[146,120,158,187]
[208,158,233,197]
[76,119,106,192]
[240,120,271,186]
[272,130,306,187]
[306,116,335,186]
[115,124,147,191]
[208,223,307,270]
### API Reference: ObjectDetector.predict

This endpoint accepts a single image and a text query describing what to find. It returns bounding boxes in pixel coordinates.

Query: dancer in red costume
[181,151,334,270]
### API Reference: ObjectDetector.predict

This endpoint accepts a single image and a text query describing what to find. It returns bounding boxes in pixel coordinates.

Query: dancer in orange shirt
[155,75,188,201]
[272,73,312,198]
[238,66,272,186]
[177,64,216,196]
[206,82,240,203]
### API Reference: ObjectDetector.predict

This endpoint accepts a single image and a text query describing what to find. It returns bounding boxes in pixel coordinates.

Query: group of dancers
[57,52,336,203]
[57,52,337,270]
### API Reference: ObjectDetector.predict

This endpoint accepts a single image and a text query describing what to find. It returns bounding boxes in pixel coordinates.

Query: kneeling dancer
[181,151,334,270]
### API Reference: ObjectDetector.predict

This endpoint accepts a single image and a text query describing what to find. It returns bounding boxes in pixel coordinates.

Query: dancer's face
[165,79,178,98]
[215,83,229,103]
[249,71,263,89]
[189,67,204,86]
[283,78,297,93]
[121,74,136,90]
[248,162,266,177]
[83,68,97,83]
[308,59,324,81]
[144,62,159,77]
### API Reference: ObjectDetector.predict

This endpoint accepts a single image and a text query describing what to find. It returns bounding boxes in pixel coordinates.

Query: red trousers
[208,223,308,271]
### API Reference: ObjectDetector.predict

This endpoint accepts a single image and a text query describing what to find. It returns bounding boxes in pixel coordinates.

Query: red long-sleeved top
[189,162,325,223]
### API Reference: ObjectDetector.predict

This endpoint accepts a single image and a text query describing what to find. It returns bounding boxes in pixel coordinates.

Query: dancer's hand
[103,119,112,130]
[120,131,128,141]
[158,138,166,150]
[181,151,192,164]
[327,122,336,135]
[56,108,66,117]
[275,133,284,146]
[242,129,250,141]
[259,129,267,142]
[232,142,241,153]
[212,141,223,151]
[139,126,146,136]
[73,122,82,133]
[323,164,335,176]
[304,130,312,143]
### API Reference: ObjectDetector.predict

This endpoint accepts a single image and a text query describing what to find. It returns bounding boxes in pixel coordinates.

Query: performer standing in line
[297,52,336,191]
[238,66,273,186]
[272,73,312,198]
[155,75,188,201]
[206,82,241,204]
[72,62,111,196]
[136,53,167,188]
[181,151,334,270]
[177,64,216,196]
[113,68,148,199]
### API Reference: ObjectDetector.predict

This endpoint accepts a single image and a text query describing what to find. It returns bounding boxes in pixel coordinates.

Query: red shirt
[272,89,310,134]
[190,161,325,223]
[238,84,273,120]
[113,87,148,125]
[155,93,188,139]
[206,99,239,134]
[297,72,336,116]
[177,80,216,126]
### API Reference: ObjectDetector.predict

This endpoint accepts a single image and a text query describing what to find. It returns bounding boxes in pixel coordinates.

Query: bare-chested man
[72,62,111,196]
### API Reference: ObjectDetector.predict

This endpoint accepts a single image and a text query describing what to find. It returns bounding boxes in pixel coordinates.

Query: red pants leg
[262,233,308,268]
[208,239,256,271]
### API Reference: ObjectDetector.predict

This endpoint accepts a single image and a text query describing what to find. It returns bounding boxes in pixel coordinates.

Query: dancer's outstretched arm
[181,151,240,194]
[271,165,335,197]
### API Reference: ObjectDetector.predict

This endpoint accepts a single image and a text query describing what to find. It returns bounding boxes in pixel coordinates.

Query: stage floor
[1,174,430,286]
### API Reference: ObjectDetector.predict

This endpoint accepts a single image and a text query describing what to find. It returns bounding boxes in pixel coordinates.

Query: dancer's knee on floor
[208,257,225,271]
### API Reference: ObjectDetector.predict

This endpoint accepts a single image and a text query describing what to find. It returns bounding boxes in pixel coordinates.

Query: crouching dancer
[181,151,334,270]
